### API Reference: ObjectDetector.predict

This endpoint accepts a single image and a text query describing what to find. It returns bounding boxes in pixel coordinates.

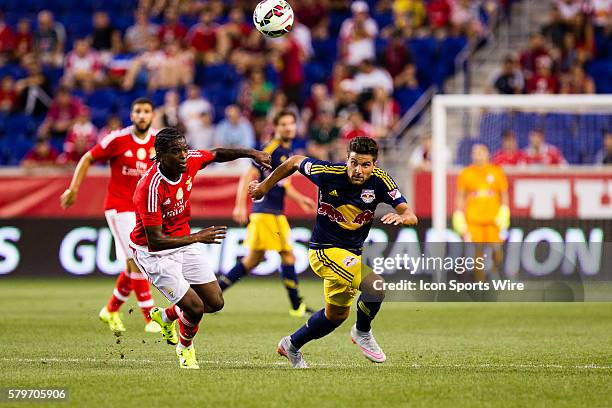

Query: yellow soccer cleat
[99,306,126,332]
[149,307,178,345]
[289,302,314,318]
[144,320,162,333]
[176,345,199,369]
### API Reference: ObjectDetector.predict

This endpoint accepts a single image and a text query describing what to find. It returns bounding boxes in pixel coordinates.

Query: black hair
[152,127,184,161]
[131,97,155,110]
[348,136,378,161]
[273,110,297,125]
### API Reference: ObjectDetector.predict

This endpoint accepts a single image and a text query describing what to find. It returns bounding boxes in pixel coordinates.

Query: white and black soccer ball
[253,0,294,38]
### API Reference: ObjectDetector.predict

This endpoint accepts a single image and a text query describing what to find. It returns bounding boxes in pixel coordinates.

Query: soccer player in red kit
[129,127,271,369]
[60,97,160,333]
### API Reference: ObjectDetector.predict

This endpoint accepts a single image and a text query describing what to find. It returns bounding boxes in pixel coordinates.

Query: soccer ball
[253,0,294,38]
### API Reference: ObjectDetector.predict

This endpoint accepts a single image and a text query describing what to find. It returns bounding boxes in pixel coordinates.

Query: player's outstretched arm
[381,202,418,226]
[60,151,95,209]
[249,155,306,200]
[144,225,227,252]
[211,148,272,169]
[233,167,260,225]
[285,182,317,213]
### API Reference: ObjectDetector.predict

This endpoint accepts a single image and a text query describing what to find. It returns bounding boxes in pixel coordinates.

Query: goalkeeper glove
[452,210,468,236]
[495,205,510,230]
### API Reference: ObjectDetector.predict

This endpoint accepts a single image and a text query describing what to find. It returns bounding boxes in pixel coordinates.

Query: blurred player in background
[250,137,417,368]
[453,144,509,281]
[131,128,271,369]
[60,97,160,333]
[219,110,317,317]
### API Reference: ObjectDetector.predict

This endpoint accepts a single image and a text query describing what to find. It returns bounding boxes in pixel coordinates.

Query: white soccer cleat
[277,336,308,368]
[144,320,162,333]
[350,324,386,363]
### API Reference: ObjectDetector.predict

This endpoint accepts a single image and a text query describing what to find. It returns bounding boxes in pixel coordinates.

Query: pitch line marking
[2,358,612,370]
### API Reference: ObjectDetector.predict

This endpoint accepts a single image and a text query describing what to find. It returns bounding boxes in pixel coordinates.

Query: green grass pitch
[1,278,611,407]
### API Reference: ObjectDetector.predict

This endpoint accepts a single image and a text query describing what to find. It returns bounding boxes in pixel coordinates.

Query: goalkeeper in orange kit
[453,144,509,281]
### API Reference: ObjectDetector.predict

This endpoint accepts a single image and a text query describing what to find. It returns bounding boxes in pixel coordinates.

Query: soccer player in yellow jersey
[453,144,509,280]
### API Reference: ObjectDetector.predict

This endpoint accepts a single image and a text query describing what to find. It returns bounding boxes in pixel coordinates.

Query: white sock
[176,343,188,350]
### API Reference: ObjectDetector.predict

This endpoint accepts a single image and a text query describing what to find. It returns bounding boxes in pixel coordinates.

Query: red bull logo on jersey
[361,189,375,204]
[318,201,375,230]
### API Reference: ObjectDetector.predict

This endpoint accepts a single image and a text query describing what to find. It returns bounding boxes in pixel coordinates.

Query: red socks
[106,271,132,312]
[131,272,154,322]
[178,311,200,347]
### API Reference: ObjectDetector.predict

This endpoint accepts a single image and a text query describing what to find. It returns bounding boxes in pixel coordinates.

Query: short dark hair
[273,110,297,125]
[131,97,155,110]
[348,136,378,160]
[152,127,184,161]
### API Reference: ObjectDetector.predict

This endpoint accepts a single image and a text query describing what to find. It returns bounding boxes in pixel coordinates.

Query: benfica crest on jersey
[361,189,375,204]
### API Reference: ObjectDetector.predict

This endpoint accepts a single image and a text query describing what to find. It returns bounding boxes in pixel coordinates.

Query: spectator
[409,134,451,171]
[492,131,527,166]
[186,111,215,150]
[295,0,328,29]
[154,89,182,130]
[589,0,612,30]
[157,40,194,89]
[427,0,452,28]
[158,8,187,45]
[21,137,59,168]
[90,11,121,58]
[14,58,52,116]
[520,33,550,80]
[240,69,274,118]
[122,36,166,91]
[302,83,334,134]
[392,0,427,29]
[594,132,612,165]
[58,106,97,165]
[307,109,340,161]
[526,55,559,94]
[487,54,524,94]
[384,30,413,78]
[450,0,486,39]
[125,9,159,53]
[335,79,360,125]
[560,64,596,93]
[369,87,400,139]
[179,84,213,147]
[394,63,421,91]
[522,129,567,165]
[292,19,314,60]
[340,108,373,140]
[542,5,571,49]
[353,59,394,95]
[0,11,14,62]
[97,115,122,141]
[13,18,33,61]
[214,105,255,148]
[63,38,104,93]
[556,0,582,22]
[0,75,17,113]
[38,86,83,139]
[271,31,305,106]
[33,10,66,67]
[187,8,222,64]
[219,7,252,57]
[339,1,378,66]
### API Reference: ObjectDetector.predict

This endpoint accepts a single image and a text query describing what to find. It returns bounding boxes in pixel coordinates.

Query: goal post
[431,94,612,242]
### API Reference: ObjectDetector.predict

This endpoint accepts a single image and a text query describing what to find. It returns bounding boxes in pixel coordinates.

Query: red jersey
[492,149,527,166]
[130,150,215,251]
[89,125,157,212]
[522,144,566,165]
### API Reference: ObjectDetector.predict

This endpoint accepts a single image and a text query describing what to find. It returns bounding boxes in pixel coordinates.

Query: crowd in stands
[478,0,612,166]
[0,0,504,167]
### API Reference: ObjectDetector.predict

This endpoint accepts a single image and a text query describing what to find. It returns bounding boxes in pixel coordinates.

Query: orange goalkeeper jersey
[457,163,508,225]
